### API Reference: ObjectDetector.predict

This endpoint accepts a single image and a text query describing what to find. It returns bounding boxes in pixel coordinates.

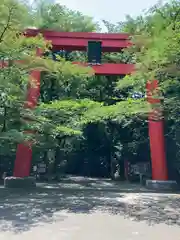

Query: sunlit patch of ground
[0,177,180,239]
[1,212,180,240]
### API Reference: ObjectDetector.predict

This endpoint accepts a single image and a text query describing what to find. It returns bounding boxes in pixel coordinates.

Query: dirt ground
[0,177,180,239]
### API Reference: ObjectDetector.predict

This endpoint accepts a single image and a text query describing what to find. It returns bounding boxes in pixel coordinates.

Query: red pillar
[13,49,42,177]
[146,80,168,180]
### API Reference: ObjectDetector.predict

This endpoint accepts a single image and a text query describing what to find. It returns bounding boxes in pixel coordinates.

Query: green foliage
[1,0,180,178]
[81,99,149,124]
[32,0,99,32]
[115,0,180,170]
[0,0,93,159]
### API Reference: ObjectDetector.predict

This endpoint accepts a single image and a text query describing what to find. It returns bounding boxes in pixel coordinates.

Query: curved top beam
[25,29,130,40]
[25,29,132,52]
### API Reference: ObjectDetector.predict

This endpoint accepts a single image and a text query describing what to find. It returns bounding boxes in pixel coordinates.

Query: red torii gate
[4,29,168,180]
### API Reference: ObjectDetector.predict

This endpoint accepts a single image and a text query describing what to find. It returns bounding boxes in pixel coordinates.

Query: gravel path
[0,177,180,239]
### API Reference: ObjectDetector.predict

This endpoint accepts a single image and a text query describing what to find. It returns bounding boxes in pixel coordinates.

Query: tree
[115,0,180,176]
[0,0,95,174]
[31,0,99,32]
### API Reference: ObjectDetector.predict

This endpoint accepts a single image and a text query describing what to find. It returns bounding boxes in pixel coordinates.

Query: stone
[4,176,36,189]
[146,180,178,191]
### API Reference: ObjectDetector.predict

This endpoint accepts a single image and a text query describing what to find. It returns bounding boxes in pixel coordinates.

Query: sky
[57,0,167,23]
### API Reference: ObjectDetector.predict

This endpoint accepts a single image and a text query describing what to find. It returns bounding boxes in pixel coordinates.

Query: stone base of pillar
[4,176,36,189]
[146,180,178,191]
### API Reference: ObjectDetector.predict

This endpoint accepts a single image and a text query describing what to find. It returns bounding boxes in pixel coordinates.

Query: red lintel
[51,38,130,51]
[73,63,135,75]
[0,60,134,76]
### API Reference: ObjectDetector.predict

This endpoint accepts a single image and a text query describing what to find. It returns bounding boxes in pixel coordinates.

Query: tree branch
[0,5,15,43]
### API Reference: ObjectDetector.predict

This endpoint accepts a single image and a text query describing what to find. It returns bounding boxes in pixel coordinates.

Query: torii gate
[6,29,168,181]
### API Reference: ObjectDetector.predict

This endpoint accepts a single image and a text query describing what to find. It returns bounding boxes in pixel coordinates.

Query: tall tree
[0,0,95,173]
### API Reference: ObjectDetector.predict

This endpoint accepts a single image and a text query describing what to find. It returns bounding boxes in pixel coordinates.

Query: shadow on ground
[0,176,180,233]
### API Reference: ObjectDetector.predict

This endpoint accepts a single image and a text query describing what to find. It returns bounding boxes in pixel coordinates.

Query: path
[0,176,180,239]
